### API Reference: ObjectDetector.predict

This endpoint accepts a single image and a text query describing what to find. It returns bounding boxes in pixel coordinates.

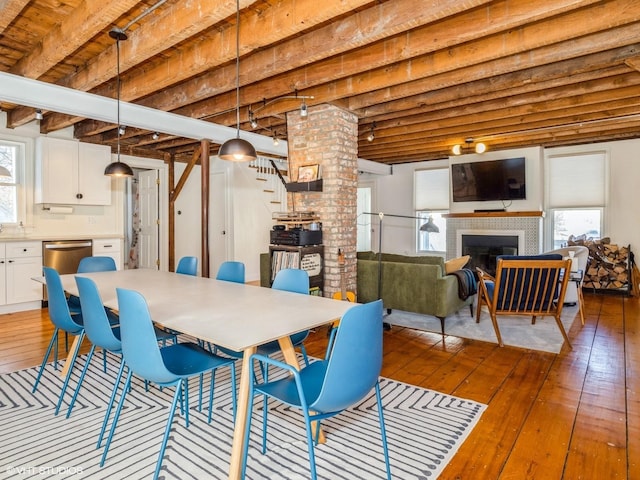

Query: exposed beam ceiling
[1,0,639,163]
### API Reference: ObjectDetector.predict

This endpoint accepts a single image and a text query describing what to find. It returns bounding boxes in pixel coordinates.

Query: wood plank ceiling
[1,0,640,164]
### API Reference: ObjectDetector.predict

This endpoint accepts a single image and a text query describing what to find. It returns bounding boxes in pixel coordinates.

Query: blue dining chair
[67,256,118,312]
[176,256,198,276]
[215,260,245,283]
[65,277,177,425]
[241,299,391,480]
[101,288,237,479]
[32,267,85,415]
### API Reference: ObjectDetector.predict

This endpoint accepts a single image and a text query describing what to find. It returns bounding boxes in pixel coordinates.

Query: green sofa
[356,251,474,333]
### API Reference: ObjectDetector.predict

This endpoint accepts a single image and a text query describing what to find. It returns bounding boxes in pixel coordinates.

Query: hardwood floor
[1,292,638,479]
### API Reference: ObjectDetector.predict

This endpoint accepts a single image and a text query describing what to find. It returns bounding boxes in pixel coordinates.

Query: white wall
[366,140,640,256]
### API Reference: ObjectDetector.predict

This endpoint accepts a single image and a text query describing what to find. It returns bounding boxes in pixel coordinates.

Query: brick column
[287,104,358,298]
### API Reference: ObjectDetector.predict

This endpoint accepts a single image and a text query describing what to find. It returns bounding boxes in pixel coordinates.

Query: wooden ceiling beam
[37,0,377,133]
[69,0,492,137]
[169,0,601,126]
[359,106,640,159]
[361,75,640,138]
[178,0,637,131]
[10,0,138,80]
[0,0,29,33]
[7,0,252,128]
[355,46,638,121]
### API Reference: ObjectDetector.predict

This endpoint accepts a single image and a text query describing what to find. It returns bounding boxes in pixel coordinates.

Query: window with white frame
[0,140,25,225]
[546,152,607,249]
[415,167,449,252]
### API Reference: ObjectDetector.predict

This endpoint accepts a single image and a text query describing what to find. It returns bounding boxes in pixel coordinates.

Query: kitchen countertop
[0,234,124,242]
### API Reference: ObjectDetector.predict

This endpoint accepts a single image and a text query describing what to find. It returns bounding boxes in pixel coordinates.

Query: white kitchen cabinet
[35,137,112,205]
[93,238,123,270]
[0,241,43,307]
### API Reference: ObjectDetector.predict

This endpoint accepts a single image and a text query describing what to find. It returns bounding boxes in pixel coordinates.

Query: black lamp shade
[420,218,440,233]
[104,161,134,177]
[218,137,257,162]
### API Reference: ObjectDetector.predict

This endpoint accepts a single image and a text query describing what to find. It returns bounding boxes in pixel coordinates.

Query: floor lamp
[363,212,438,330]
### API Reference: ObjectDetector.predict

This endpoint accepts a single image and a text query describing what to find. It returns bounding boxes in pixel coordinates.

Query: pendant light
[218,0,257,162]
[104,28,134,177]
[419,215,440,233]
[0,166,11,178]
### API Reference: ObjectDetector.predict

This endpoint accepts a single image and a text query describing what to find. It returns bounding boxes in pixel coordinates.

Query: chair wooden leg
[475,291,484,323]
[489,312,504,347]
[554,314,573,350]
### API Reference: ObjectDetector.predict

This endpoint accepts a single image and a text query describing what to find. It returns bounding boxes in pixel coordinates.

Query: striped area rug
[0,352,486,479]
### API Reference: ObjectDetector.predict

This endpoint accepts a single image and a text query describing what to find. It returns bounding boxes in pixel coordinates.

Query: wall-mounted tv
[451,157,526,202]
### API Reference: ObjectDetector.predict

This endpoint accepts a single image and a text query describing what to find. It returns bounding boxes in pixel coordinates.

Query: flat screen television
[451,157,526,202]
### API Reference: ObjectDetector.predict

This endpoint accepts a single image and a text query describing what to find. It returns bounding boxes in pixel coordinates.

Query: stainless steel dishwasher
[42,240,93,302]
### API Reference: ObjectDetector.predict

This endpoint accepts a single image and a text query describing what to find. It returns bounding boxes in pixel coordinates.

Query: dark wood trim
[444,210,544,218]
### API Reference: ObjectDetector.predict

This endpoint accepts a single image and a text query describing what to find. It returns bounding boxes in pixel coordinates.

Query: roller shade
[548,153,606,207]
[415,168,449,210]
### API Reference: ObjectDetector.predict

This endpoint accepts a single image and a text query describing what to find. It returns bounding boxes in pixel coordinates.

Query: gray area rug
[385,302,579,354]
[0,352,486,479]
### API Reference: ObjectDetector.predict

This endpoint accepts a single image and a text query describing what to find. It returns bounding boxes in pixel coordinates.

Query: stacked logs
[568,235,630,291]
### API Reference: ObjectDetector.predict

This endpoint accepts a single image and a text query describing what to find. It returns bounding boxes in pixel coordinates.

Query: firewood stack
[567,235,631,292]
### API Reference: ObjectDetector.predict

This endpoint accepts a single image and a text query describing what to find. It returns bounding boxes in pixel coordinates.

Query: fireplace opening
[462,234,519,277]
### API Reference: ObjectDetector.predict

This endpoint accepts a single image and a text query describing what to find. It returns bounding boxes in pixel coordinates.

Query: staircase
[249,156,289,206]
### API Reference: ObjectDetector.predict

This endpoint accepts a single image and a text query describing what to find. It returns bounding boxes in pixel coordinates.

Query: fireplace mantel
[444,211,544,219]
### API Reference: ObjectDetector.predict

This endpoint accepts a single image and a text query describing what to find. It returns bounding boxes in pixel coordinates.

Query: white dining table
[55,268,355,480]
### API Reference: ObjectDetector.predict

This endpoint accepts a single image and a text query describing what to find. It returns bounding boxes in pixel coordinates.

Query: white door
[138,169,159,269]
[209,170,228,275]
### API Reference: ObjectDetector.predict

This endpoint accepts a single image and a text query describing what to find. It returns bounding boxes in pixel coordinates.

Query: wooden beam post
[201,139,210,278]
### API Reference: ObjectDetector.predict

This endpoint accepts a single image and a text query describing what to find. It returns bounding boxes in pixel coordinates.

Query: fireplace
[458,229,525,276]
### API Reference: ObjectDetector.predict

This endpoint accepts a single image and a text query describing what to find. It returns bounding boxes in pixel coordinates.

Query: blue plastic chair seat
[255,360,327,407]
[160,343,233,376]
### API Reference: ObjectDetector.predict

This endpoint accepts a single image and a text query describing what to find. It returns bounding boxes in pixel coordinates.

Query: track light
[35,109,43,120]
[367,121,376,142]
[300,99,308,117]
[118,125,126,135]
[152,132,160,140]
[475,142,487,154]
[249,111,259,129]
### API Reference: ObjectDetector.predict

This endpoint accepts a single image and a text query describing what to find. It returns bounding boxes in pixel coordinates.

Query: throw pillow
[445,255,470,274]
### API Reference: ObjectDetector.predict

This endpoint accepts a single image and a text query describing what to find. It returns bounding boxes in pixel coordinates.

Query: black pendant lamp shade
[218,0,256,162]
[104,28,134,177]
[420,216,440,233]
[218,137,257,162]
[104,160,134,177]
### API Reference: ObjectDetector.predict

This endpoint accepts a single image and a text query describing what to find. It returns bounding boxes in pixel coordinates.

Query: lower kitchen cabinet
[0,241,43,309]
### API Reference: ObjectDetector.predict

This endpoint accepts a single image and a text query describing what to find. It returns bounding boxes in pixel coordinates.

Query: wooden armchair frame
[476,257,573,349]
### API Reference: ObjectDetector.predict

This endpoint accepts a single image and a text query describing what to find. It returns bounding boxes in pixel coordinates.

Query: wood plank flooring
[1,292,637,479]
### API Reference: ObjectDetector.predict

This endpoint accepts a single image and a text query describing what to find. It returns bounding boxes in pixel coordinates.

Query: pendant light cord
[116,38,122,160]
[234,0,241,138]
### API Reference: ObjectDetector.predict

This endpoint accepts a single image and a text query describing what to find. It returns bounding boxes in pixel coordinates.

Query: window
[546,152,607,249]
[0,141,23,224]
[415,167,449,252]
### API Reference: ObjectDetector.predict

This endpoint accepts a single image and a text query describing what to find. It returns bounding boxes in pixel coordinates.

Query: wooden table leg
[59,334,81,378]
[228,346,256,480]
